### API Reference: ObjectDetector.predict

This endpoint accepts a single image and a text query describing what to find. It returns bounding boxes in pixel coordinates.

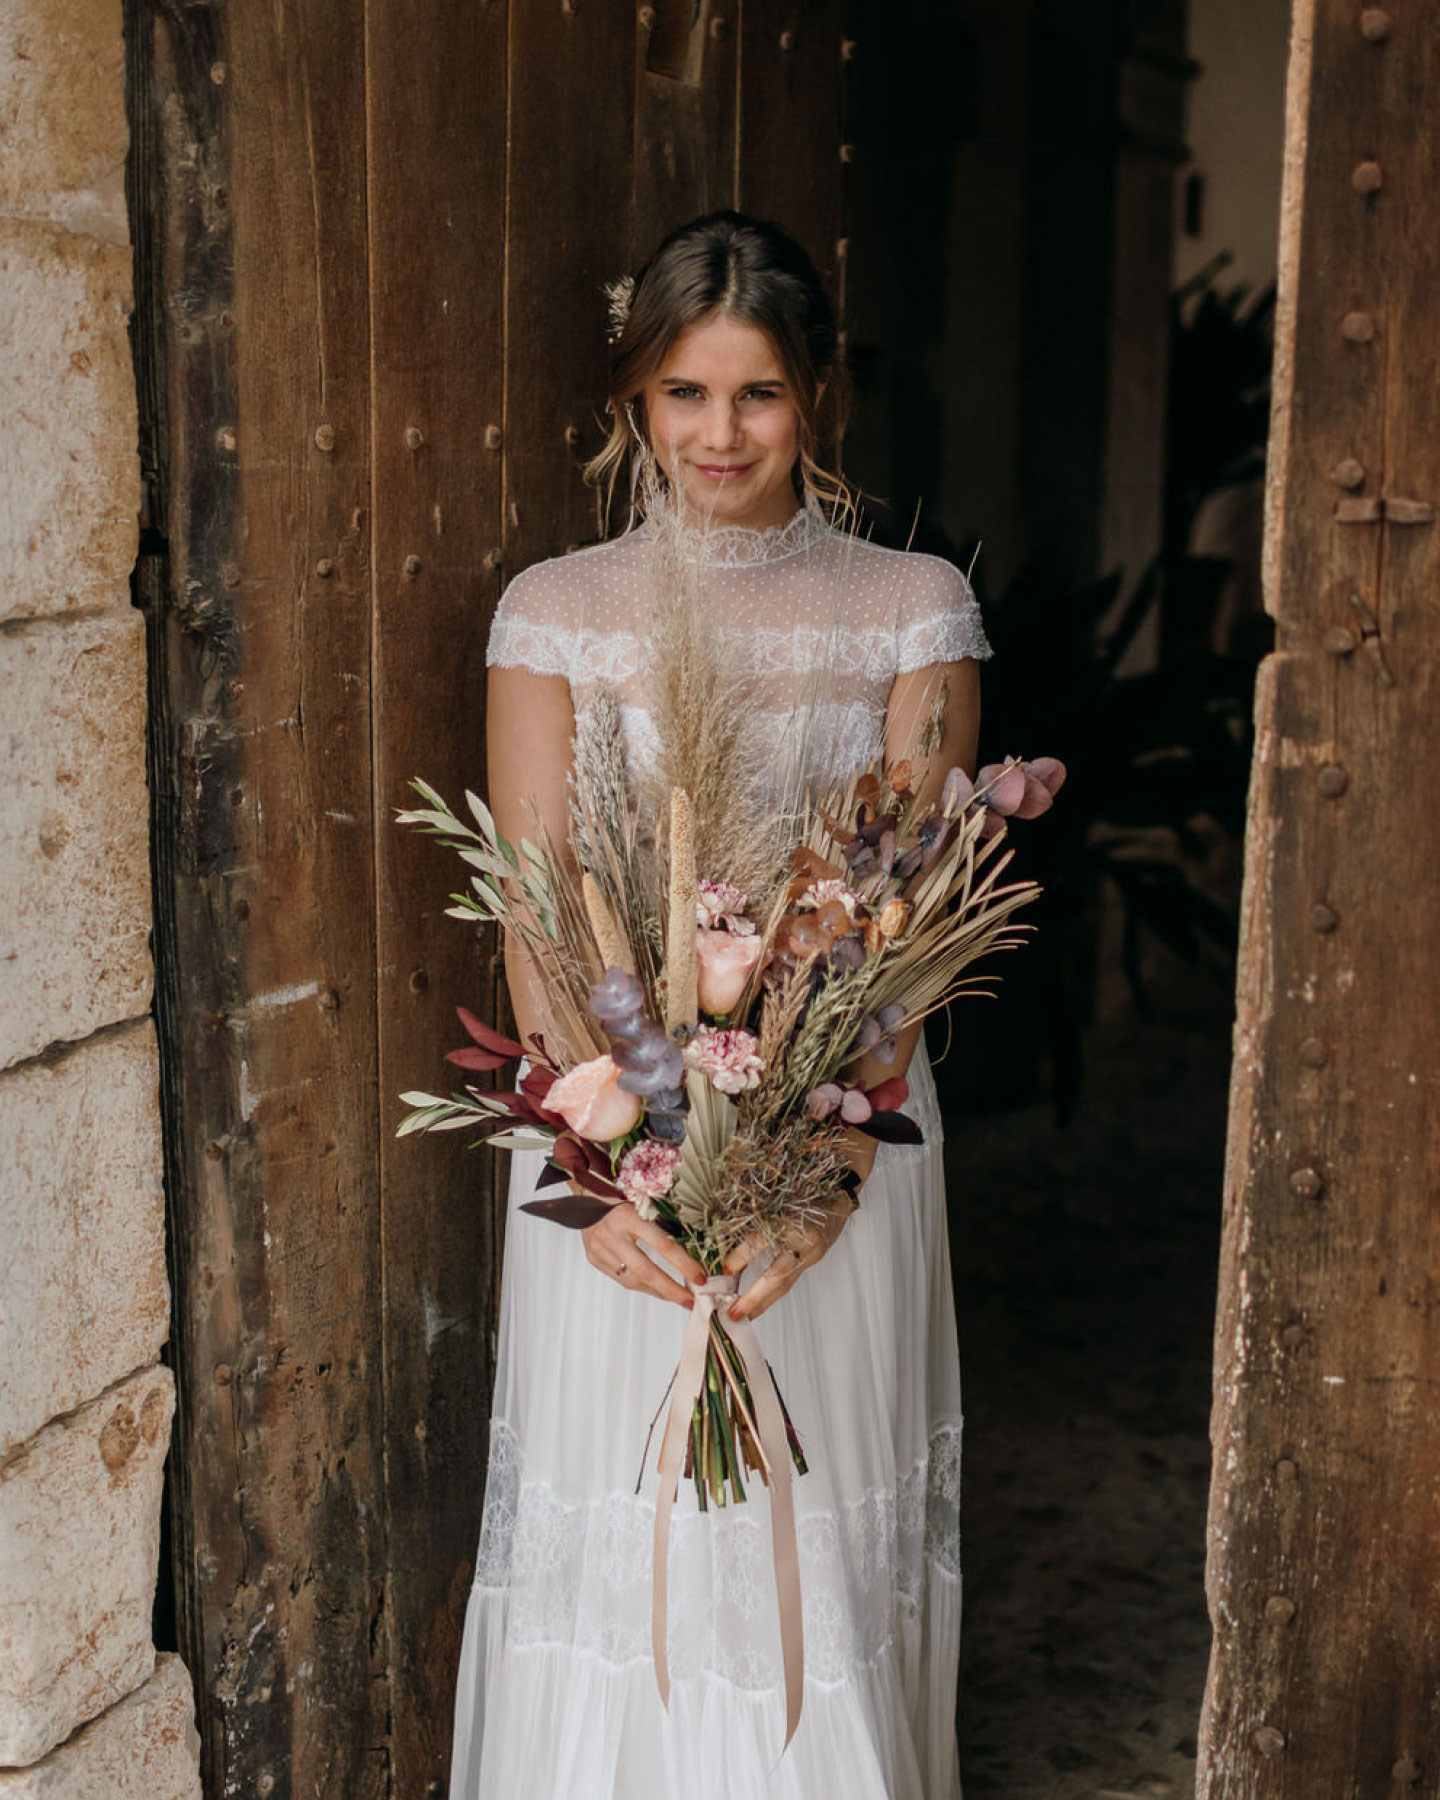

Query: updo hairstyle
[584,210,854,525]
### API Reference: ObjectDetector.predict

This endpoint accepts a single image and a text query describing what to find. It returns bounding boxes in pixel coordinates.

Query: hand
[720,1189,858,1323]
[582,1200,707,1308]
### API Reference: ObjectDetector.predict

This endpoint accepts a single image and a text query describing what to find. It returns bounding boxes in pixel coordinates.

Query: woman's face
[640,311,808,531]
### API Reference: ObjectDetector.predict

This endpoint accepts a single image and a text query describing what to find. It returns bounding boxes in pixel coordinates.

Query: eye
[663,383,703,400]
[742,386,782,403]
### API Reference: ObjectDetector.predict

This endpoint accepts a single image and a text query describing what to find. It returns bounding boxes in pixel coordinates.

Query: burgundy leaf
[534,1160,570,1190]
[855,1109,925,1145]
[520,1194,616,1230]
[455,1007,525,1060]
[445,1045,512,1071]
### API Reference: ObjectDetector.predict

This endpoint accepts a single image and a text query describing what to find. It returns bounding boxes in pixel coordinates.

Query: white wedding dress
[449,499,994,1800]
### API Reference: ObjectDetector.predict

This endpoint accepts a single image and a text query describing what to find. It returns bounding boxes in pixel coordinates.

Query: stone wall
[0,1,200,1791]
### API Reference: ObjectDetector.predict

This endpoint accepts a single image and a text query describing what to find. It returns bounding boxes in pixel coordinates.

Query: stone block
[0,1366,174,1764]
[0,610,153,1069]
[0,0,128,244]
[0,219,138,622]
[0,1022,167,1455]
[0,1653,200,1797]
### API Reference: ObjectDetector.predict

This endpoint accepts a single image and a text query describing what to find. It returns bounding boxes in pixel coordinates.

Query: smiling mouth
[694,462,753,479]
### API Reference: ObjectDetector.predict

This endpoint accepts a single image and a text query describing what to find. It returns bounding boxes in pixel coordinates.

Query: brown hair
[585,210,854,527]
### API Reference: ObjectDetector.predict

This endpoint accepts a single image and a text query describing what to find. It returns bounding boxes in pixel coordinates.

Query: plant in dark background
[932,264,1277,1124]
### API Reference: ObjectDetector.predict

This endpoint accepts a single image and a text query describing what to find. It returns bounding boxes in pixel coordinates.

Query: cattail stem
[665,787,698,1034]
[581,873,633,975]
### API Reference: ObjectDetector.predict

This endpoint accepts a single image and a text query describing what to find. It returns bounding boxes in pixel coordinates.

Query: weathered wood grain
[1200,3,1440,1793]
[363,0,508,1789]
[503,0,638,568]
[138,0,388,1794]
[630,3,739,271]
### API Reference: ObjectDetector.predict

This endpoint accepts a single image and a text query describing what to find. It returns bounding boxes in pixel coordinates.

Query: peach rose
[694,927,764,1016]
[545,1054,643,1143]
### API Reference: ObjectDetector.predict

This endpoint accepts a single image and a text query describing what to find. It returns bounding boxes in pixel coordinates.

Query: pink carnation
[684,1026,765,1095]
[697,879,756,935]
[617,1139,682,1219]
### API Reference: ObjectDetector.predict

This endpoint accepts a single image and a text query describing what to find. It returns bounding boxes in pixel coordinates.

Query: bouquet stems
[682,1317,806,1510]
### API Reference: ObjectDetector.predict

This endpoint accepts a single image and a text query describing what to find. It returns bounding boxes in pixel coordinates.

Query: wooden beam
[363,0,508,1791]
[1200,3,1440,1791]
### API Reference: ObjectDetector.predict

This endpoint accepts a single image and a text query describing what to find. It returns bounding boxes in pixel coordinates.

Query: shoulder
[486,534,642,676]
[823,534,994,670]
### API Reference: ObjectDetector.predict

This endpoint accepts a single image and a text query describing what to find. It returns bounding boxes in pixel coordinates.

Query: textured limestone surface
[0,1022,168,1455]
[0,609,153,1069]
[0,1366,175,1764]
[0,1653,201,1797]
[0,218,138,621]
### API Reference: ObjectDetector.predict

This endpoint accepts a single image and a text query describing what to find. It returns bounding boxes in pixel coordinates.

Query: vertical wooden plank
[140,0,388,1793]
[504,0,639,570]
[630,1,739,267]
[736,0,844,289]
[1200,3,1440,1792]
[363,0,508,1790]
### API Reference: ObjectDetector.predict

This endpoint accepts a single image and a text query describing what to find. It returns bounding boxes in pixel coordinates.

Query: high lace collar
[635,496,832,569]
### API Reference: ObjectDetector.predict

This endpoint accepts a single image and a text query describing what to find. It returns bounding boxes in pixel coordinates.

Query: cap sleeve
[485,557,582,678]
[894,553,994,673]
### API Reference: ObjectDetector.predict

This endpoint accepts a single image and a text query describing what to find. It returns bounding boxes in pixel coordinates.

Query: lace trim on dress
[472,1418,961,1689]
[637,499,833,569]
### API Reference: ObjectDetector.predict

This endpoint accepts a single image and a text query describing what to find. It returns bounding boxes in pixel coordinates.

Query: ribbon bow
[651,1271,805,1752]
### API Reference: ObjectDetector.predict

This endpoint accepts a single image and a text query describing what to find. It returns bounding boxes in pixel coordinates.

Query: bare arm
[487,661,704,1307]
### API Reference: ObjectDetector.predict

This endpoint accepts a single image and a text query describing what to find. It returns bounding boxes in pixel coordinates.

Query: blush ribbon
[651,1269,805,1753]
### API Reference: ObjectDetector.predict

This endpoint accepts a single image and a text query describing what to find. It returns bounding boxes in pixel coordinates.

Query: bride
[449,210,992,1799]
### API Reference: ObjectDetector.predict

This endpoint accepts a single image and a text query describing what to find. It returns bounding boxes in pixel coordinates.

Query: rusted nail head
[1360,9,1393,41]
[1289,1165,1324,1200]
[214,1363,234,1386]
[1253,1725,1286,1757]
[1274,1457,1298,1481]
[320,988,341,1012]
[315,558,334,578]
[1264,1594,1297,1623]
[404,426,424,450]
[638,4,656,28]
[1297,1036,1329,1069]
[206,1140,225,1162]
[1323,626,1357,656]
[403,554,422,576]
[1341,311,1376,343]
[215,425,237,453]
[1311,902,1340,933]
[709,13,729,38]
[1391,1756,1422,1784]
[1280,1321,1306,1347]
[482,547,502,570]
[1317,763,1349,797]
[234,898,250,921]
[484,424,503,450]
[409,968,429,993]
[839,141,856,164]
[314,423,336,451]
[221,562,241,589]
[426,1782,445,1799]
[1328,457,1365,489]
[841,36,858,60]
[209,60,227,84]
[1351,160,1383,194]
[780,28,797,49]
[564,423,581,446]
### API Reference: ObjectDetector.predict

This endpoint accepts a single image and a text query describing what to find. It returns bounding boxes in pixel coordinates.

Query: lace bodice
[486,502,994,782]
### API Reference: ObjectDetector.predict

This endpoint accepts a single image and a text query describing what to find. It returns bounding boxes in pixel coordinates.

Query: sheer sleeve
[485,557,583,679]
[893,553,994,672]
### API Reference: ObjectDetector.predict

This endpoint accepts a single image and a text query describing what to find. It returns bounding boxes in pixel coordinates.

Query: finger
[634,1220,707,1286]
[623,1253,695,1308]
[729,1247,805,1321]
[721,1232,770,1278]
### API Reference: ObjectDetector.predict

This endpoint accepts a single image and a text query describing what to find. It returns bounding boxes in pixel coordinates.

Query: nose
[701,398,744,453]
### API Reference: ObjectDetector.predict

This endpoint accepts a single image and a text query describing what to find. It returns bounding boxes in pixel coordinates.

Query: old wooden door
[1199,2,1440,1791]
[129,1,848,1794]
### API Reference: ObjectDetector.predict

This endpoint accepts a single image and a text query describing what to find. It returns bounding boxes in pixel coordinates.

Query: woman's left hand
[720,1127,874,1322]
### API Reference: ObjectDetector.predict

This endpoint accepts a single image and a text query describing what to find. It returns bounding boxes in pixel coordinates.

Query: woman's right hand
[582,1201,707,1308]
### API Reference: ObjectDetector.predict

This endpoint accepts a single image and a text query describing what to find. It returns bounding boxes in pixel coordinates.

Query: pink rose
[694,927,763,1016]
[545,1054,643,1143]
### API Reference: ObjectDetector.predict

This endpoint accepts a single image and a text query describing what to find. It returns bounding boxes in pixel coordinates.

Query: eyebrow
[658,375,787,389]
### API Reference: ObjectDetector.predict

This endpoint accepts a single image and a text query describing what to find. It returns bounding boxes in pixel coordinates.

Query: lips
[694,462,754,480]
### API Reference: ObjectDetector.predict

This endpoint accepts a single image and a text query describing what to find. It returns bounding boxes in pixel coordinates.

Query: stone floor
[940,964,1230,1799]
